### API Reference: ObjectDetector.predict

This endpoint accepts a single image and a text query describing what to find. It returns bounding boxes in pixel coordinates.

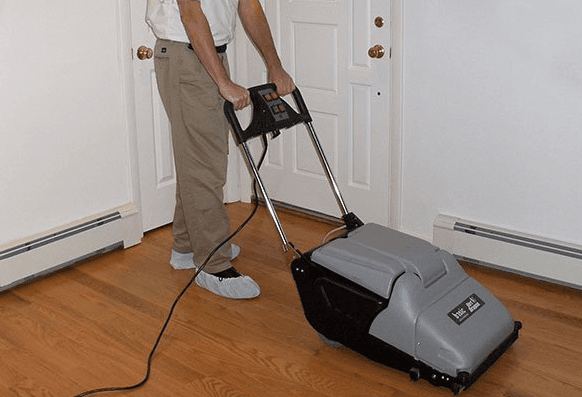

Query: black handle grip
[224,83,312,145]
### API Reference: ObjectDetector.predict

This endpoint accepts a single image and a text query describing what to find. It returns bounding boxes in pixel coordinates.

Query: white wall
[400,0,582,246]
[0,2,138,246]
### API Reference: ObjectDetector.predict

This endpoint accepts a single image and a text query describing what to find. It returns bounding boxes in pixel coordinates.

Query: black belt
[187,43,227,54]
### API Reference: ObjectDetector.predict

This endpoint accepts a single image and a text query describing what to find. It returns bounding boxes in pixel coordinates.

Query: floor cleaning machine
[224,84,521,394]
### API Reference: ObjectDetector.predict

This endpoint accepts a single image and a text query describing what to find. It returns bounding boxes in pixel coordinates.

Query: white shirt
[146,0,238,46]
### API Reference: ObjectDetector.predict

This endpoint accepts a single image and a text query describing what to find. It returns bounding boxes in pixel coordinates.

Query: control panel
[258,88,290,123]
[224,83,312,145]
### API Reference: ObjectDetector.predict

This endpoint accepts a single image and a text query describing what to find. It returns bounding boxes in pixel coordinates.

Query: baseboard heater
[0,205,140,291]
[433,214,582,289]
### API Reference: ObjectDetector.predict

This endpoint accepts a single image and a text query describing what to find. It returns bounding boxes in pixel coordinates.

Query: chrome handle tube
[240,142,291,252]
[305,121,350,217]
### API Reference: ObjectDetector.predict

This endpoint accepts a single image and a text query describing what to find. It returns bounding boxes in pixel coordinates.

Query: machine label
[448,294,485,325]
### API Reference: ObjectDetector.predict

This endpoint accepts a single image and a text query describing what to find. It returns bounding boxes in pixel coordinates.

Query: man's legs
[153,39,259,298]
[154,39,231,273]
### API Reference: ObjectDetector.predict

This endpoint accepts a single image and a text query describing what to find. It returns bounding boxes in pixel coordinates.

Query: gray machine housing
[293,223,520,393]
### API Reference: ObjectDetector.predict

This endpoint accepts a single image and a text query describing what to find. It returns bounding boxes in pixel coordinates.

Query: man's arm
[177,0,250,110]
[238,0,295,96]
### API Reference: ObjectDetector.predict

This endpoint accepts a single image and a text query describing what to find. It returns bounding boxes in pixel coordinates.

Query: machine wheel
[317,332,342,348]
[451,383,464,395]
[409,367,421,382]
[452,372,470,395]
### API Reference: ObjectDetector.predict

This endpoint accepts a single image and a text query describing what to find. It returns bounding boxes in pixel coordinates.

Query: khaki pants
[154,39,232,273]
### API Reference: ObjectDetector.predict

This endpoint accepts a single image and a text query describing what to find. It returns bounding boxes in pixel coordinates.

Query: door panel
[258,0,391,225]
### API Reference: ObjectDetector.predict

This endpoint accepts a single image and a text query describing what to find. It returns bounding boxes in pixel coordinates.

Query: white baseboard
[434,214,582,289]
[0,203,142,291]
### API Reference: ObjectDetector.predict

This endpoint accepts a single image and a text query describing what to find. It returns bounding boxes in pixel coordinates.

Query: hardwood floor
[1,202,580,397]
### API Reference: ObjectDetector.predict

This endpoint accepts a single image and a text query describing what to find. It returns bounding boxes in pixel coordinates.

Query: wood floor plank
[0,202,580,397]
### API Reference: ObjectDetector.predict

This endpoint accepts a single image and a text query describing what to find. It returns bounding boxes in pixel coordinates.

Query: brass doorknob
[137,46,153,60]
[368,44,385,59]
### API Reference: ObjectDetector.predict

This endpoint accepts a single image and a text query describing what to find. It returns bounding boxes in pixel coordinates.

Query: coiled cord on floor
[71,136,269,397]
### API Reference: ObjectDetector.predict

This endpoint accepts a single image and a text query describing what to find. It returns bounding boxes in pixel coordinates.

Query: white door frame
[230,0,403,229]
[389,0,404,231]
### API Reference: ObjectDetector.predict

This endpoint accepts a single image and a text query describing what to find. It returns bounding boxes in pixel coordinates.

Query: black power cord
[71,136,270,397]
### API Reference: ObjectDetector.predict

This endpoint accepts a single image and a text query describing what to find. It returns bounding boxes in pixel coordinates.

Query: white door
[131,0,177,232]
[256,0,391,225]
